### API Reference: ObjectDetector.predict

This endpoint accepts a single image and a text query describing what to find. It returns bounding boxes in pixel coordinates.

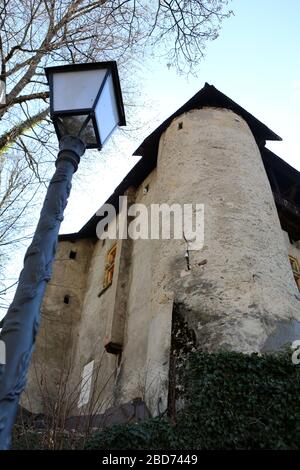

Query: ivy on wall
[85,350,300,450]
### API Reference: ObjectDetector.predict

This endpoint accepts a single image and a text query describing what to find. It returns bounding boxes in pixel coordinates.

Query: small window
[289,255,300,291]
[103,243,117,289]
[64,295,70,304]
[69,250,77,259]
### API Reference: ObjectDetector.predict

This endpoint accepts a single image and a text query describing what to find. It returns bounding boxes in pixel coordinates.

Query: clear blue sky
[1,0,300,313]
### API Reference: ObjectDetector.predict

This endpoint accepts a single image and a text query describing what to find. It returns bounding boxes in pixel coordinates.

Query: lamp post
[0,61,125,449]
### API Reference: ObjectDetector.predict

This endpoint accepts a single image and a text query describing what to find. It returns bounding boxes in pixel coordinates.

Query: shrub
[85,350,300,450]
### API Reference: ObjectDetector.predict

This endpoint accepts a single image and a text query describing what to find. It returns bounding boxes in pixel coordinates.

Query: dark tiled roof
[133,82,281,158]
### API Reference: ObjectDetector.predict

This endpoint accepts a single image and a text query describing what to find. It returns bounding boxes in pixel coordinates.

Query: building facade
[22,84,300,420]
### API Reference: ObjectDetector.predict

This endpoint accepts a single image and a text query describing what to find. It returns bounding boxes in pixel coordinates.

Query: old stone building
[22,83,300,421]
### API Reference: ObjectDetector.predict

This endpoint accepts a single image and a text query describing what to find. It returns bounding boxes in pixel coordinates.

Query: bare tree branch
[0,108,49,151]
[0,0,232,285]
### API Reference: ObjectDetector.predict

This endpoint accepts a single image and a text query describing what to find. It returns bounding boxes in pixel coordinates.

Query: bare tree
[0,0,232,283]
[0,0,232,151]
[0,150,45,300]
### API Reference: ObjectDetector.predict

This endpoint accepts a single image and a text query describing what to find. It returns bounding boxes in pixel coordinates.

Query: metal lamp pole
[0,59,125,450]
[0,135,85,450]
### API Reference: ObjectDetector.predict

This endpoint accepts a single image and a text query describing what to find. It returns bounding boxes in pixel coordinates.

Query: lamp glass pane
[95,74,119,145]
[53,69,107,112]
[57,115,97,146]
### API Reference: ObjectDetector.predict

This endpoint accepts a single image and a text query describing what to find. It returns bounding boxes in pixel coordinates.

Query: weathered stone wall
[152,107,300,355]
[113,170,172,415]
[66,231,121,416]
[21,238,95,413]
[67,172,162,417]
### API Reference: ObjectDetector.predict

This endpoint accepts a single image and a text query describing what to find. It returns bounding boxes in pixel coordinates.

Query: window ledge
[98,282,112,298]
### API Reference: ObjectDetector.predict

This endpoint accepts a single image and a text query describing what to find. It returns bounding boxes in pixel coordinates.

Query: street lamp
[0,61,125,450]
[46,61,125,149]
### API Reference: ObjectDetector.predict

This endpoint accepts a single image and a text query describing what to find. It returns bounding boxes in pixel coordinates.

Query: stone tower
[149,105,300,354]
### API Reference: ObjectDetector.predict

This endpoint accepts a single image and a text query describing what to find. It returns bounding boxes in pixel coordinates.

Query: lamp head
[45,61,126,150]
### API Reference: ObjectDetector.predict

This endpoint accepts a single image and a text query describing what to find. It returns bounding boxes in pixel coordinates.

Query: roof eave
[133,83,281,157]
